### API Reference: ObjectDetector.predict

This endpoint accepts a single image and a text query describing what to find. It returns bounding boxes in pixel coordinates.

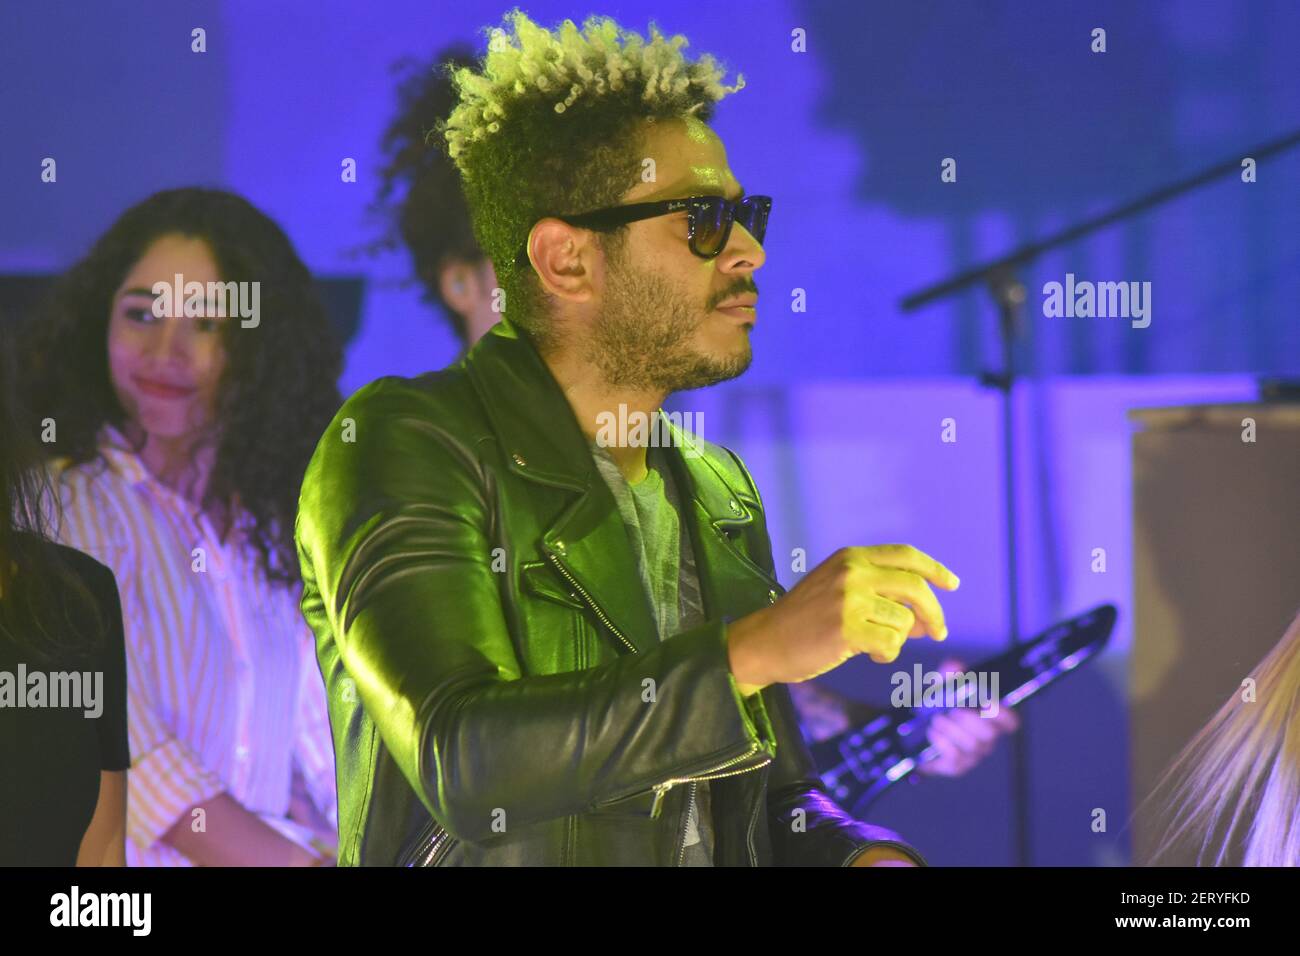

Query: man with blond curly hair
[298,9,956,866]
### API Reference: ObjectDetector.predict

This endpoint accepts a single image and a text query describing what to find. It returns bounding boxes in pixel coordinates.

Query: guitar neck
[813,603,1116,811]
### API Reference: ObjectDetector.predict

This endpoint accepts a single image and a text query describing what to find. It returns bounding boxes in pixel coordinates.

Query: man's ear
[527,219,597,305]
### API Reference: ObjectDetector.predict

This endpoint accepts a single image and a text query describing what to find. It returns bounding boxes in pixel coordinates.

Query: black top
[0,536,130,865]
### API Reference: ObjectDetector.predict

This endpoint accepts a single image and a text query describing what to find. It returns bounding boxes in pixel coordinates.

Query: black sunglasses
[516,194,772,265]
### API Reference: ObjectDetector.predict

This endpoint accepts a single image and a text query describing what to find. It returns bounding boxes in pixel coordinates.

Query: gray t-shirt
[590,438,714,866]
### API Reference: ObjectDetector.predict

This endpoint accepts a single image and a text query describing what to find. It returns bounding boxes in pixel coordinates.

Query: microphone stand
[898,127,1300,868]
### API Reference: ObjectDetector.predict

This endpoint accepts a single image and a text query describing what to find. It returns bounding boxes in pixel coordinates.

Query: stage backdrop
[2,0,1296,866]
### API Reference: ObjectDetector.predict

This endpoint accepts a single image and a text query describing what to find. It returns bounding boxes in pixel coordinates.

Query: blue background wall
[3,0,1296,865]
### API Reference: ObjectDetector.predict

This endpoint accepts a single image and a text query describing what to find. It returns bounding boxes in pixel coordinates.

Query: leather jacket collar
[463,319,781,657]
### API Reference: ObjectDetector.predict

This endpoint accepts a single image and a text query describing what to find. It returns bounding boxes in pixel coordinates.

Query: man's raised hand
[727,544,960,696]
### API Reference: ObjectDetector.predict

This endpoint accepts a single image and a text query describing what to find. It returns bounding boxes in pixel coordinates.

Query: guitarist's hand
[917,657,1020,777]
[728,545,959,696]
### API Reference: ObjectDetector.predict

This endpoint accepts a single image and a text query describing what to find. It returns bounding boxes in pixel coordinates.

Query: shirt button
[235,745,250,761]
[728,499,743,515]
[768,589,779,604]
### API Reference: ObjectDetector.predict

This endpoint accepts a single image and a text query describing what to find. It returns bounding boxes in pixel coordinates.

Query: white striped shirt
[49,423,337,866]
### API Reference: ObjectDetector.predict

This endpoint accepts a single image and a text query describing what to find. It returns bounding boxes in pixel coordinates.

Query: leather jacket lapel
[463,320,783,657]
[465,321,660,656]
[659,422,787,624]
[543,482,661,655]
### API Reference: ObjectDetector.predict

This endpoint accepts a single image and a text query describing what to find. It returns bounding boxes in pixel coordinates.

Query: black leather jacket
[296,320,927,866]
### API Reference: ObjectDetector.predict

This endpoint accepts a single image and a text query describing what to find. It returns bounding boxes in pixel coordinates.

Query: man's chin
[671,345,752,391]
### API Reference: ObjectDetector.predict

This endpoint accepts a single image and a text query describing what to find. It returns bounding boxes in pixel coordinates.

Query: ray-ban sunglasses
[516,194,772,265]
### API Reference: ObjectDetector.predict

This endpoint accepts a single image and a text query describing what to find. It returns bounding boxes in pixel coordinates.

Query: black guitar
[811,603,1117,814]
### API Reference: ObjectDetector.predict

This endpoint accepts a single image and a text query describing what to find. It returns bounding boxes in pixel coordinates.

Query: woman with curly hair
[1,324,129,865]
[372,45,501,352]
[18,187,343,866]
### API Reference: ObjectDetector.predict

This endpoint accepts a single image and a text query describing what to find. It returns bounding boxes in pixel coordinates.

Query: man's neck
[539,348,666,485]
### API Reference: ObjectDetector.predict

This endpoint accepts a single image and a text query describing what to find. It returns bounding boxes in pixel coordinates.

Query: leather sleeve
[723,450,929,867]
[762,683,928,866]
[295,379,776,844]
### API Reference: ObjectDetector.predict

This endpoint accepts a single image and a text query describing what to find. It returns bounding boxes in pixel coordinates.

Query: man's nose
[719,221,766,272]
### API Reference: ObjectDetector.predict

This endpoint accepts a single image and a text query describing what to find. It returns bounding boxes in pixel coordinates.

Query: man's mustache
[709,282,759,309]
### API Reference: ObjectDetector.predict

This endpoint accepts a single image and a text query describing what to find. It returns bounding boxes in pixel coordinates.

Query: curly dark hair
[440,10,745,348]
[16,187,344,588]
[0,322,104,662]
[373,45,487,346]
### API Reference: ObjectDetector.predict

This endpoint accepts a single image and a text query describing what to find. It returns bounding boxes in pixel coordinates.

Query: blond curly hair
[435,8,745,342]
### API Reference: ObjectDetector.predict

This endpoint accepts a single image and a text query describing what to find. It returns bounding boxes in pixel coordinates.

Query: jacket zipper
[401,821,455,867]
[650,745,773,818]
[668,749,774,865]
[545,551,637,654]
[677,782,697,865]
[547,546,774,857]
[676,781,708,865]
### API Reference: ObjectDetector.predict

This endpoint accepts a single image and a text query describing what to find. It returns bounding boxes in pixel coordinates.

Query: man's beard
[586,248,752,393]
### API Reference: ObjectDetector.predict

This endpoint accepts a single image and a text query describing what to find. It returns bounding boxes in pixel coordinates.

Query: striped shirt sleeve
[53,464,227,852]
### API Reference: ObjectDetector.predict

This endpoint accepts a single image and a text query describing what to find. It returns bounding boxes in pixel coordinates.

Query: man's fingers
[852,544,961,591]
[929,712,990,756]
[925,724,960,761]
[943,708,999,746]
[921,727,976,777]
[867,567,948,640]
[846,620,906,663]
[990,707,1021,733]
[852,593,916,636]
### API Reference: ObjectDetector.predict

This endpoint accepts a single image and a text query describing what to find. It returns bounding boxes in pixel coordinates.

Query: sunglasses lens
[691,198,729,256]
[736,197,768,245]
